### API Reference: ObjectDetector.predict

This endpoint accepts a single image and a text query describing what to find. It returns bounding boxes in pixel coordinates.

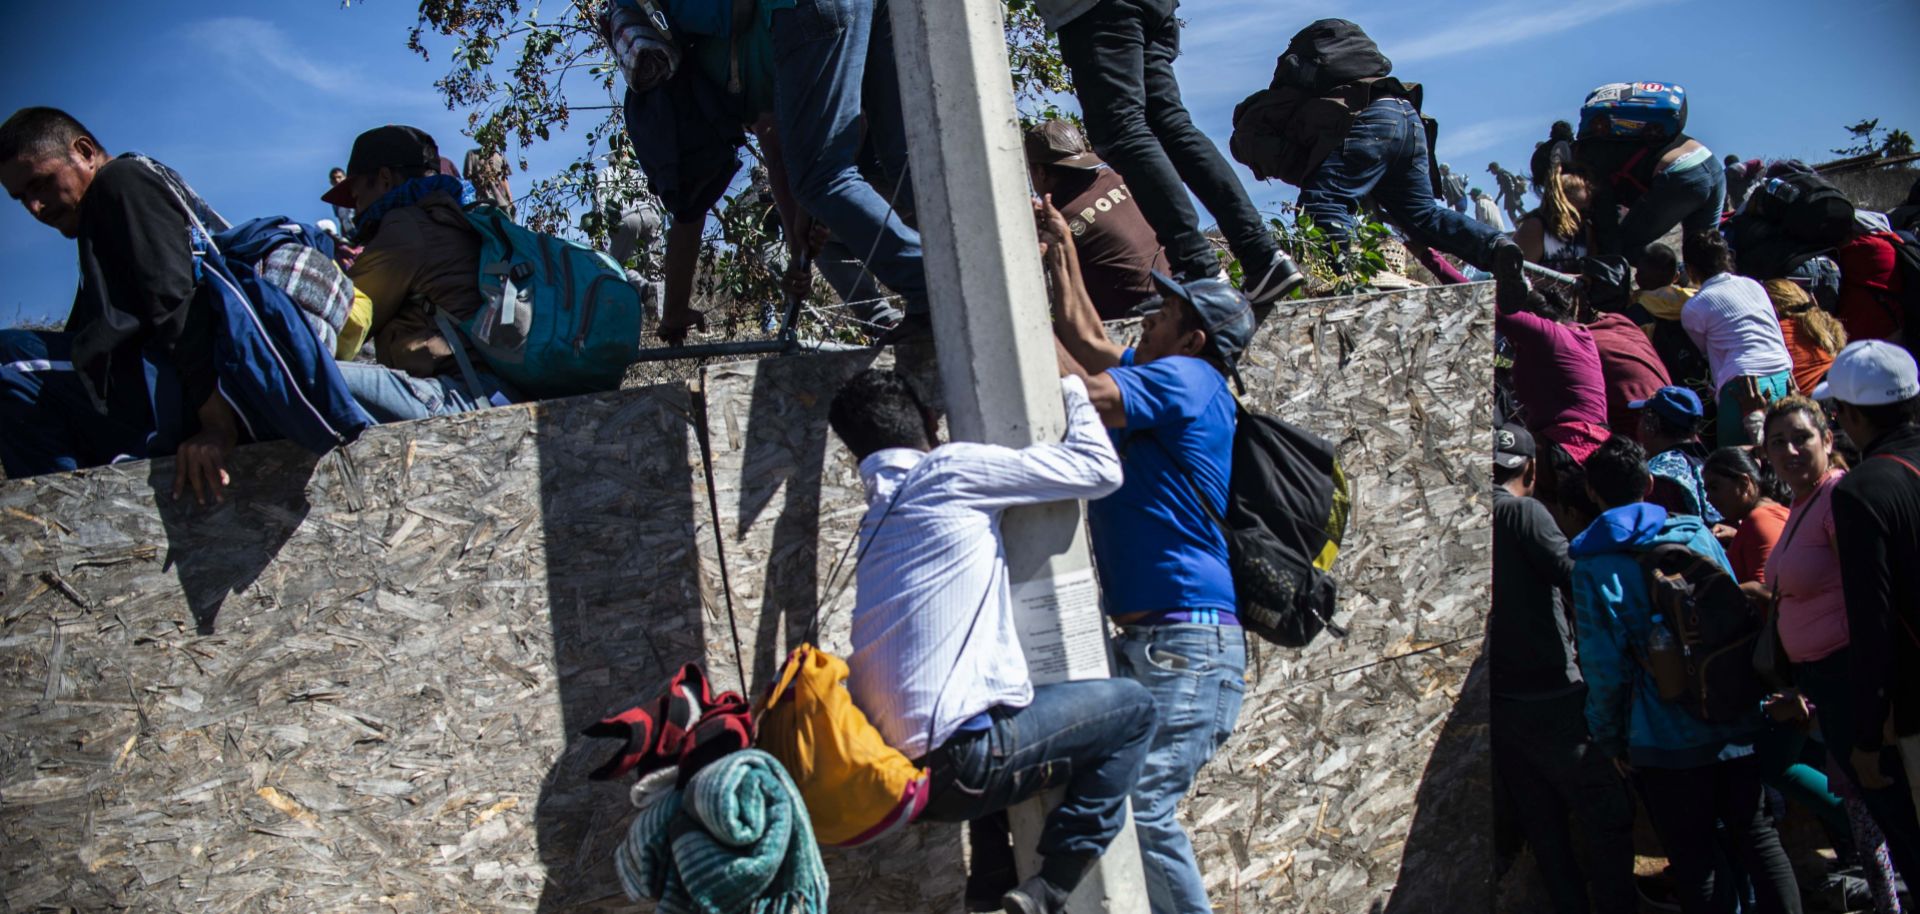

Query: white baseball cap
[1812,340,1920,405]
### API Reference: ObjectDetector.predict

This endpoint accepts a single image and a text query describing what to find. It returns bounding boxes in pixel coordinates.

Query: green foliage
[403,0,1073,341]
[1834,118,1916,159]
[1259,209,1393,297]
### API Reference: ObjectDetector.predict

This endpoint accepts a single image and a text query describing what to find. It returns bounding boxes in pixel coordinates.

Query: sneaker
[1241,253,1305,306]
[1000,875,1071,914]
[875,312,934,347]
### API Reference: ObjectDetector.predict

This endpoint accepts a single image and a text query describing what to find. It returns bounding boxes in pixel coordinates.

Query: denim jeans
[770,0,927,315]
[1110,623,1247,913]
[1797,650,1920,888]
[1491,690,1638,914]
[1714,369,1792,448]
[814,237,903,330]
[1635,755,1803,914]
[336,362,505,424]
[918,678,1156,866]
[1056,0,1278,281]
[0,329,158,478]
[1298,97,1504,269]
[1614,156,1726,258]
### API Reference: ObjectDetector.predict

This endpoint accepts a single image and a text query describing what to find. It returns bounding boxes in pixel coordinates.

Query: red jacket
[1834,232,1903,343]
[1587,312,1673,438]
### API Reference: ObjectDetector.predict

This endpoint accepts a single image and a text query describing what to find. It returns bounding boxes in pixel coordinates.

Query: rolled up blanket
[674,749,829,914]
[614,786,693,913]
[607,1,680,93]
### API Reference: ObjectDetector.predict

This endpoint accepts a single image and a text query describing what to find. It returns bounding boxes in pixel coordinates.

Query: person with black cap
[1023,118,1169,321]
[1489,422,1638,914]
[1822,341,1920,875]
[1037,193,1252,913]
[319,125,512,422]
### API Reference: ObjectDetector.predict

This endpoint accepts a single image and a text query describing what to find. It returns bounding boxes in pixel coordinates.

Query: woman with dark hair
[1703,446,1788,584]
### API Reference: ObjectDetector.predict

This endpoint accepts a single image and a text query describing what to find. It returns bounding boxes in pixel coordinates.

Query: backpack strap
[430,309,504,405]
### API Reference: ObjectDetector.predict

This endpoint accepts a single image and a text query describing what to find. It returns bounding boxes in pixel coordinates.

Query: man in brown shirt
[320,125,511,421]
[1025,119,1170,320]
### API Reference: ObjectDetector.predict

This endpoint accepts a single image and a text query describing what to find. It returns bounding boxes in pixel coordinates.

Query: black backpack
[1636,544,1767,723]
[1152,407,1353,647]
[1272,19,1391,95]
[1747,173,1856,245]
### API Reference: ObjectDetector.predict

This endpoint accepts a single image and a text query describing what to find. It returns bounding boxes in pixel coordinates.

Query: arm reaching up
[1037,194,1126,374]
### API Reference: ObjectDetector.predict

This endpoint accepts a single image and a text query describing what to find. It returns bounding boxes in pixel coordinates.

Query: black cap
[321,125,439,207]
[1495,423,1535,469]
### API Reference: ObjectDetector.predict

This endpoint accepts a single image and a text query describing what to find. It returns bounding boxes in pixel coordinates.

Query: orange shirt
[1777,316,1836,396]
[1728,500,1789,584]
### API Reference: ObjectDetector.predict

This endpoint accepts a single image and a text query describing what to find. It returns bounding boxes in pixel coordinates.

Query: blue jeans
[1056,0,1278,280]
[0,329,158,478]
[770,0,927,315]
[1797,650,1920,890]
[1111,623,1248,913]
[919,678,1156,867]
[1615,156,1726,258]
[1299,97,1504,269]
[1714,369,1792,449]
[336,362,505,424]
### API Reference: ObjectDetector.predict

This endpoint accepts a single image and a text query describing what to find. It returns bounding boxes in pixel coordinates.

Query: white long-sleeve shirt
[848,375,1123,759]
[1681,272,1794,392]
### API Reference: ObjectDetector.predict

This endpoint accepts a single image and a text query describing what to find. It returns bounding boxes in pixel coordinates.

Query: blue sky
[3,0,1917,326]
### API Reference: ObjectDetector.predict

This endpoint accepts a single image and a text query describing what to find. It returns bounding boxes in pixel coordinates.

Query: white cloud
[1432,114,1555,163]
[1384,0,1682,65]
[180,16,440,107]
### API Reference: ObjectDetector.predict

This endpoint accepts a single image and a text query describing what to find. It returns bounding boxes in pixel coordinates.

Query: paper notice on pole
[1011,568,1110,685]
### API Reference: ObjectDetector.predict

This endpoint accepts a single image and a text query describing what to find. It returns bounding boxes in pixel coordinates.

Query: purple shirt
[1499,309,1610,435]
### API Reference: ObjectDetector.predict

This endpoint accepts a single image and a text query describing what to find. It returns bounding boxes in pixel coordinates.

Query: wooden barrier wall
[0,282,1491,913]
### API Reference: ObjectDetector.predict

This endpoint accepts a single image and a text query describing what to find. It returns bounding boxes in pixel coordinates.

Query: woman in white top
[1679,230,1794,447]
[1514,164,1595,276]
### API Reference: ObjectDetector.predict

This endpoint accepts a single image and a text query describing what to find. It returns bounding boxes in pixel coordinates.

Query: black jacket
[69,156,214,423]
[1491,487,1582,699]
[1833,424,1920,750]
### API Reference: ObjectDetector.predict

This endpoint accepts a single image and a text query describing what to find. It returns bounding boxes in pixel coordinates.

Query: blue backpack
[1579,81,1687,142]
[448,203,645,398]
[197,218,373,453]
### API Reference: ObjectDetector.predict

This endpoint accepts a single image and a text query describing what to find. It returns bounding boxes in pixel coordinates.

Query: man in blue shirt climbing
[1039,194,1246,914]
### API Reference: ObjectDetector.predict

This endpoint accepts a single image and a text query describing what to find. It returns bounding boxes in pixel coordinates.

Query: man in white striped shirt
[1679,229,1793,446]
[829,368,1156,914]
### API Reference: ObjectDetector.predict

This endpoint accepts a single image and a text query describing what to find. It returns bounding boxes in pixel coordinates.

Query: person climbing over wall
[826,368,1155,914]
[1023,117,1171,320]
[1039,192,1250,914]
[1030,0,1305,307]
[1229,20,1519,275]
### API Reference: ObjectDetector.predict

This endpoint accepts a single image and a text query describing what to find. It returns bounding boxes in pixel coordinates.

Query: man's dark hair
[1724,153,1740,166]
[1585,435,1651,508]
[829,370,933,460]
[0,107,100,164]
[1849,394,1920,436]
[1636,242,1680,289]
[1681,230,1732,279]
[1493,460,1527,486]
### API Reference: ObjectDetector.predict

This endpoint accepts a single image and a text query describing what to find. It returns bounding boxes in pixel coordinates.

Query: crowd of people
[1489,75,1920,912]
[7,2,1920,913]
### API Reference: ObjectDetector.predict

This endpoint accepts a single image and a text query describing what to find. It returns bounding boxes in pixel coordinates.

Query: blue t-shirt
[1089,350,1238,623]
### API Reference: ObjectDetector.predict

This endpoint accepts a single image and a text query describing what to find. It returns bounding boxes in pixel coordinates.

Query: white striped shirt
[1681,272,1794,392]
[848,375,1123,759]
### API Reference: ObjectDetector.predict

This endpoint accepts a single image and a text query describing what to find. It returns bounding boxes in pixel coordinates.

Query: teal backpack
[441,203,643,398]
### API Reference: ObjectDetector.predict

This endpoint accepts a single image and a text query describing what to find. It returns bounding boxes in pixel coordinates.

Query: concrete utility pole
[891,1,1149,912]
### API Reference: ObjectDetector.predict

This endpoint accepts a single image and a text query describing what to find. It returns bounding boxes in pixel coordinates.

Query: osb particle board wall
[0,282,1491,913]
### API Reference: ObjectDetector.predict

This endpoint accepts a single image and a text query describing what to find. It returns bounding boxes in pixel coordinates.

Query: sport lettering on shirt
[1071,183,1134,237]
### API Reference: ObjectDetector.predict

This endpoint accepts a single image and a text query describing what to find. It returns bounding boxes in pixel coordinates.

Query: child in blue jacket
[1568,435,1800,913]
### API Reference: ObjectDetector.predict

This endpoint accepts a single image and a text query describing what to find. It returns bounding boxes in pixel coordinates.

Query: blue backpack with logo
[448,203,644,398]
[1579,81,1687,142]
